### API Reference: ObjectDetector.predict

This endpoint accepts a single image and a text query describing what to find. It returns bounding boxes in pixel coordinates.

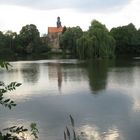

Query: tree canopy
[76,20,116,59]
[110,23,140,54]
[0,24,49,59]
[60,26,83,55]
[0,20,140,60]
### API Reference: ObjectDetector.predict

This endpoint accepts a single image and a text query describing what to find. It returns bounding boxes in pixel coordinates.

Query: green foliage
[89,20,115,58]
[4,30,17,48]
[110,23,140,54]
[0,126,28,140]
[60,20,116,59]
[62,26,67,34]
[76,33,95,59]
[0,62,17,110]
[0,123,39,140]
[30,123,39,140]
[18,24,41,54]
[89,20,108,32]
[77,20,116,59]
[0,31,16,59]
[0,60,39,140]
[0,30,16,49]
[0,21,140,60]
[0,24,49,59]
[0,61,11,70]
[60,26,83,55]
[0,62,18,109]
[13,44,24,54]
[19,24,40,45]
[34,44,50,54]
[0,31,6,48]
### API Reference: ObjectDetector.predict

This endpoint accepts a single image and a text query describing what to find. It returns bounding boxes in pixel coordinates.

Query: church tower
[57,16,62,28]
[48,17,63,49]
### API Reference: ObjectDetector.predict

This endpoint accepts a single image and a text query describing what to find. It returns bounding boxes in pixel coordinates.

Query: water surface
[0,58,140,140]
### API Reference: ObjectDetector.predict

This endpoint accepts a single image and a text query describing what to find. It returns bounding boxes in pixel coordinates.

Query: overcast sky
[0,0,139,35]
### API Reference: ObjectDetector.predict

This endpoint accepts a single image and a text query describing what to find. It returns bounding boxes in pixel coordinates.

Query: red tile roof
[48,27,63,33]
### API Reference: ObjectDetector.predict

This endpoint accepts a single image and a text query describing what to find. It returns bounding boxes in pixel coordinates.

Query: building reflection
[47,62,88,93]
[47,59,112,93]
[48,63,62,91]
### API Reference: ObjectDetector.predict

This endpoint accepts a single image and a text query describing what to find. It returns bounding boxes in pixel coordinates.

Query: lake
[0,58,140,140]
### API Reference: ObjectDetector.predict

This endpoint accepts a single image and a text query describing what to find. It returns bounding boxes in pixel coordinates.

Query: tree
[0,31,16,59]
[136,28,140,53]
[60,26,83,55]
[18,24,41,54]
[76,32,96,59]
[89,20,115,58]
[0,31,6,48]
[110,23,139,54]
[77,20,115,59]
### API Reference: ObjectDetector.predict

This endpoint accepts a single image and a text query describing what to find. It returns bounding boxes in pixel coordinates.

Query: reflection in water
[107,59,140,112]
[57,65,62,91]
[129,68,140,112]
[86,59,114,92]
[133,97,140,111]
[108,67,134,88]
[21,63,39,84]
[48,63,62,91]
[0,59,140,140]
[47,61,88,93]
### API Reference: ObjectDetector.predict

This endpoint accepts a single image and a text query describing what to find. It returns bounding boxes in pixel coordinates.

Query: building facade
[48,17,63,49]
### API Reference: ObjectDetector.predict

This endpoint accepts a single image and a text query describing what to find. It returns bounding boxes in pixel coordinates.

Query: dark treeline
[0,24,49,60]
[60,20,115,59]
[110,23,140,54]
[0,20,140,60]
[60,20,140,59]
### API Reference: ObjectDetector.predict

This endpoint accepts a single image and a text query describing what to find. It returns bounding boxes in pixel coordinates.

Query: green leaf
[8,105,11,110]
[4,99,10,103]
[0,61,12,70]
[16,83,22,87]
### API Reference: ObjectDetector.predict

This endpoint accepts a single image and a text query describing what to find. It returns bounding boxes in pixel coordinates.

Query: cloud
[0,0,131,12]
[0,0,139,34]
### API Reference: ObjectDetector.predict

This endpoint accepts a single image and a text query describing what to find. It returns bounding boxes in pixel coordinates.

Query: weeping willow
[76,34,96,59]
[77,35,87,59]
[76,20,116,59]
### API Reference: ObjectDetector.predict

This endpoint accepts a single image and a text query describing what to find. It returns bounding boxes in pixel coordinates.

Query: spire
[57,16,62,28]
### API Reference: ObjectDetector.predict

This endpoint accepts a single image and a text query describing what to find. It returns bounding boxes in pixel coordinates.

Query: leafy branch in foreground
[0,61,21,109]
[0,60,39,140]
[30,123,39,140]
[0,81,22,109]
[0,126,28,140]
[0,123,39,140]
[0,61,12,70]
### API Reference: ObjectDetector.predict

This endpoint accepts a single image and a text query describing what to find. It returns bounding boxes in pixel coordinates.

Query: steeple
[57,16,62,28]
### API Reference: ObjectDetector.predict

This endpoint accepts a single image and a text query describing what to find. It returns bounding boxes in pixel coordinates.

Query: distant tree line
[0,24,49,60]
[110,23,140,54]
[0,20,140,60]
[60,20,140,59]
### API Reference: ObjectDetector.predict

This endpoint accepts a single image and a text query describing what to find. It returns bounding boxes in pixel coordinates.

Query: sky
[0,0,140,35]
